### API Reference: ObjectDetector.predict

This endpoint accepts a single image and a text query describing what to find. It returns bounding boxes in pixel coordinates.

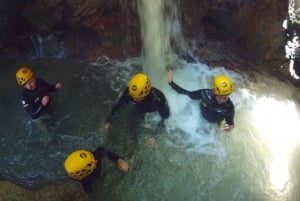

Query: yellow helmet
[64,150,96,180]
[213,75,233,95]
[16,67,34,86]
[128,73,151,98]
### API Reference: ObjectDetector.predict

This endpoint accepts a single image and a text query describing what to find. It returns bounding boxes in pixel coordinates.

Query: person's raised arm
[167,70,173,83]
[167,70,193,96]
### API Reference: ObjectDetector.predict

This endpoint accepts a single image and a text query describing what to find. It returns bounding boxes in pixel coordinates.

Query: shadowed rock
[0,180,89,201]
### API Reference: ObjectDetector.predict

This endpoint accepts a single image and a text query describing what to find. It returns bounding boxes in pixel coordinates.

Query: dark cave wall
[0,0,288,67]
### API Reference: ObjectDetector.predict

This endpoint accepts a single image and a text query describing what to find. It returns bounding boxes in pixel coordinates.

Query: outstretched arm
[104,88,130,130]
[93,147,128,172]
[167,70,194,96]
[167,70,204,100]
[167,70,189,95]
[167,70,173,83]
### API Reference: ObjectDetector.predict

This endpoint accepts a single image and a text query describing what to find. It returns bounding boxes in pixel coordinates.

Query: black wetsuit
[79,147,121,192]
[169,82,235,126]
[106,87,170,124]
[21,78,58,119]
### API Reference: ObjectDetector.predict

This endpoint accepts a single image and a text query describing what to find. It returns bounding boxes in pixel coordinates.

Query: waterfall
[30,34,44,58]
[29,34,66,59]
[137,0,185,87]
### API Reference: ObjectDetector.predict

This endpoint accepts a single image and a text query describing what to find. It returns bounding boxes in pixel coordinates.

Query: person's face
[215,95,229,104]
[24,77,37,90]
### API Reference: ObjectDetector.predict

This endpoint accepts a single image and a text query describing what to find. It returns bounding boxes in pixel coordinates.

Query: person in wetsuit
[16,67,63,119]
[104,73,170,134]
[167,70,234,132]
[64,147,128,192]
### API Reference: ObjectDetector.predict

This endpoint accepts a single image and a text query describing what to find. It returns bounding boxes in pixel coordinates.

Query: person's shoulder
[121,86,131,98]
[35,77,48,84]
[151,87,165,96]
[35,77,44,81]
[198,89,214,99]
[151,87,163,93]
[201,88,213,94]
[122,86,129,94]
[227,98,234,107]
[92,148,104,160]
[22,88,30,96]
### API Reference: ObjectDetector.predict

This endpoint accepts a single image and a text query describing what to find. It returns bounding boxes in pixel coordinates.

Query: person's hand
[221,123,231,132]
[41,96,50,106]
[55,83,63,89]
[99,122,110,135]
[117,159,129,172]
[146,136,156,147]
[104,122,111,131]
[167,70,173,83]
[220,120,233,132]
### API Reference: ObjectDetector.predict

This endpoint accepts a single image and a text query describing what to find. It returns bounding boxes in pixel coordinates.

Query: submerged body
[169,82,234,125]
[105,73,170,135]
[64,147,128,192]
[167,70,235,131]
[106,86,170,123]
[16,67,63,119]
[21,78,59,119]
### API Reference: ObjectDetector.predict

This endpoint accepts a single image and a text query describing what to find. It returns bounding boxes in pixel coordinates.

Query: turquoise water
[1,57,300,201]
[0,0,299,200]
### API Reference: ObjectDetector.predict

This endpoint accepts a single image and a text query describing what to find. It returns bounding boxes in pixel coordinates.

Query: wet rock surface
[0,0,287,64]
[0,180,89,201]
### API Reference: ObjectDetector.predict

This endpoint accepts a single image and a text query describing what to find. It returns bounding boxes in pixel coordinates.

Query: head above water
[64,150,97,180]
[128,73,152,99]
[16,67,34,86]
[213,75,233,96]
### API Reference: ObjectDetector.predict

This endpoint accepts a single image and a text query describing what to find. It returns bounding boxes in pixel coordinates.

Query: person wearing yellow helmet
[167,70,235,132]
[64,147,128,192]
[104,73,170,136]
[16,67,63,119]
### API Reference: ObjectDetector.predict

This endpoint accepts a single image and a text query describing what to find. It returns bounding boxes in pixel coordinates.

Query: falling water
[138,0,184,87]
[30,34,44,58]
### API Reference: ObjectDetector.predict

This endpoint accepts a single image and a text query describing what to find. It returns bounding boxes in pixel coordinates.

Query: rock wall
[0,180,89,201]
[0,0,288,66]
[181,0,288,66]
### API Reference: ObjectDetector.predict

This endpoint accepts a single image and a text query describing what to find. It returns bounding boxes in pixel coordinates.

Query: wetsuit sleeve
[106,88,131,123]
[153,89,170,120]
[29,105,44,119]
[224,102,235,126]
[41,79,57,92]
[159,102,170,120]
[169,81,204,100]
[93,147,121,163]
